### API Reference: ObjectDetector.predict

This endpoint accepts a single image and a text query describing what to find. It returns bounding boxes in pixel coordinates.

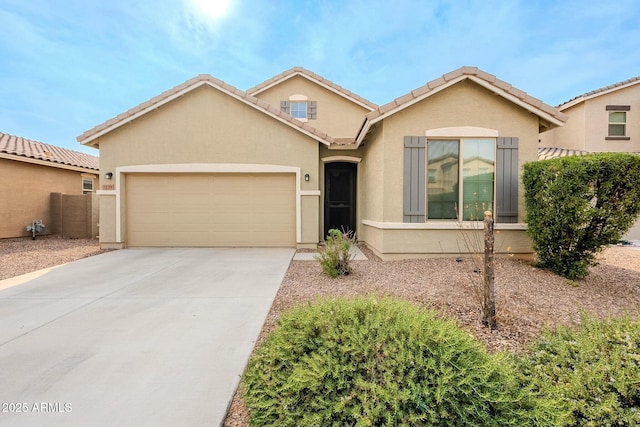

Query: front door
[324,162,357,238]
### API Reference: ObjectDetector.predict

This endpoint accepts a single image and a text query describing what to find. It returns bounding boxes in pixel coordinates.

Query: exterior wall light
[105,172,113,180]
[304,173,310,182]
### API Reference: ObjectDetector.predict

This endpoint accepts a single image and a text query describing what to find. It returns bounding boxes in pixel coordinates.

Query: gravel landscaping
[0,235,105,281]
[1,236,638,426]
[224,243,640,427]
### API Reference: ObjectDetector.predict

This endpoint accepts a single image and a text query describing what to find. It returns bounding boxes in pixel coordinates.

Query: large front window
[427,139,495,220]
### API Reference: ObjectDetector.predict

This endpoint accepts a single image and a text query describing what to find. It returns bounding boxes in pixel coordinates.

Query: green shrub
[522,153,640,279]
[242,297,558,426]
[518,313,640,426]
[314,229,355,278]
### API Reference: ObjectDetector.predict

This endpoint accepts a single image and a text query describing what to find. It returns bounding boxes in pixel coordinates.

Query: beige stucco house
[0,132,99,238]
[539,75,640,240]
[78,66,567,259]
[540,75,640,153]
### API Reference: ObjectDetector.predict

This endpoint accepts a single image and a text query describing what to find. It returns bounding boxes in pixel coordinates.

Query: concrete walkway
[0,247,294,427]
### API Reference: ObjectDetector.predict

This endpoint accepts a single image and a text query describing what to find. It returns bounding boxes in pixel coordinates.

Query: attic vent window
[280,94,317,120]
[290,102,307,119]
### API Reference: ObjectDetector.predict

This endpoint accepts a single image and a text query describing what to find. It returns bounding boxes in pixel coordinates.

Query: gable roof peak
[246,67,378,111]
[77,74,334,147]
[358,66,567,146]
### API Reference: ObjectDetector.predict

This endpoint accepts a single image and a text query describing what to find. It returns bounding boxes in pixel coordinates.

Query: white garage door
[126,173,296,247]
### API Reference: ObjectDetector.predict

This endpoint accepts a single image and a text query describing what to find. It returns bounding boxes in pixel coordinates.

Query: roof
[77,74,334,147]
[356,66,568,146]
[538,146,592,160]
[0,131,99,171]
[558,75,640,110]
[247,67,378,111]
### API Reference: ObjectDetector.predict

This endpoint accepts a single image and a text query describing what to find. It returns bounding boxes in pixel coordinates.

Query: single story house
[0,132,99,238]
[78,66,567,259]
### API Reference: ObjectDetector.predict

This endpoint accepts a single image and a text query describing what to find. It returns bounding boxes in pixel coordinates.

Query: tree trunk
[483,211,496,329]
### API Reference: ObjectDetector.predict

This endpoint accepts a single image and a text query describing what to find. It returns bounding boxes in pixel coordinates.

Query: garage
[125,173,296,247]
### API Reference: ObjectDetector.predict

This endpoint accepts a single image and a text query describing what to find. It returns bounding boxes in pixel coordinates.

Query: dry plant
[456,206,497,328]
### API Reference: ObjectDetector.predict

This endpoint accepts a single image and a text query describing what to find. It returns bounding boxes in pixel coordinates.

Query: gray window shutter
[403,136,426,223]
[280,101,290,114]
[308,101,317,119]
[496,137,519,223]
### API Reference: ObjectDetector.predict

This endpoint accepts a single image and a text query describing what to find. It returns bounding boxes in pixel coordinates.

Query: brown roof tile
[362,66,568,130]
[246,67,378,110]
[77,75,334,146]
[0,132,99,170]
[538,147,592,160]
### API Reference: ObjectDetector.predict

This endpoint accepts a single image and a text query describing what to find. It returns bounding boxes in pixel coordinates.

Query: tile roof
[538,147,592,160]
[558,75,640,109]
[246,67,378,111]
[77,74,334,147]
[0,131,99,170]
[367,66,567,123]
[357,66,568,146]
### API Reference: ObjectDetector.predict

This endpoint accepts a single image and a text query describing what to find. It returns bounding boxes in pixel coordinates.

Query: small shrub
[518,313,640,426]
[522,153,640,280]
[242,297,558,426]
[314,229,355,277]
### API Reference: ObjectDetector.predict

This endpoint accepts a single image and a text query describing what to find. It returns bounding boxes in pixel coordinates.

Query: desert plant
[242,297,559,427]
[522,153,640,279]
[518,313,640,426]
[314,228,355,277]
[25,219,45,240]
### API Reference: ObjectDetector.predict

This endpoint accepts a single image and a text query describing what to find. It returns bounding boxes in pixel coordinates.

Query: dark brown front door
[324,162,356,238]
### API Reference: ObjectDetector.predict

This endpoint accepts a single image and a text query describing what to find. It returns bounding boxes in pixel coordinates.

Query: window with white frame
[607,105,630,138]
[608,111,626,136]
[290,101,307,119]
[280,94,317,120]
[426,139,495,220]
[82,178,94,194]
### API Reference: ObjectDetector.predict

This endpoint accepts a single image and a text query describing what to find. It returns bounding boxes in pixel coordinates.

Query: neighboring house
[77,66,567,259]
[0,132,99,239]
[539,75,640,153]
[538,75,640,241]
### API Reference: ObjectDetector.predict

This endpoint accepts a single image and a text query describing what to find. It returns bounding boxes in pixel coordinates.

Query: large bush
[522,153,640,279]
[242,297,557,426]
[518,313,640,426]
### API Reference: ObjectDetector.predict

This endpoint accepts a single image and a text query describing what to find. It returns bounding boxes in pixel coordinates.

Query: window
[427,139,495,220]
[290,101,307,119]
[82,178,94,194]
[280,97,317,120]
[606,105,630,139]
[608,111,626,136]
[428,168,437,183]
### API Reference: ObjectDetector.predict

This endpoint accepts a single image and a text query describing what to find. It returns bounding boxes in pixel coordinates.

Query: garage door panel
[126,173,295,247]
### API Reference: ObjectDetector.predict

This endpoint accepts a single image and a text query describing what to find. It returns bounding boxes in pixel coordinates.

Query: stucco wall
[356,79,540,257]
[583,84,640,153]
[539,102,585,150]
[93,84,321,246]
[252,75,372,138]
[0,158,96,238]
[376,79,539,223]
[542,83,640,153]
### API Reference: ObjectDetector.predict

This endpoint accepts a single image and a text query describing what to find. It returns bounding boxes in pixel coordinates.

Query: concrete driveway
[0,247,294,427]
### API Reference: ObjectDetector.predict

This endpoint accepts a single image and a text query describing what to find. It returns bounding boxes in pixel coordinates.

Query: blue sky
[1,0,639,154]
